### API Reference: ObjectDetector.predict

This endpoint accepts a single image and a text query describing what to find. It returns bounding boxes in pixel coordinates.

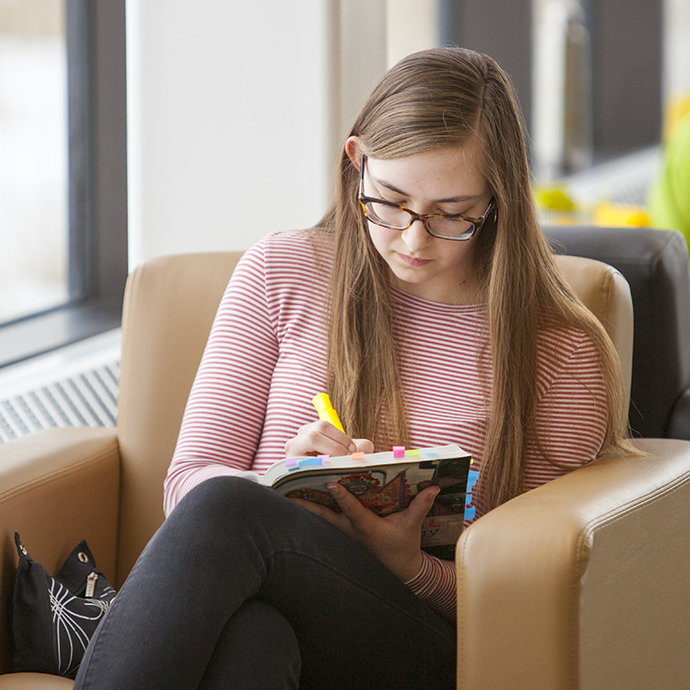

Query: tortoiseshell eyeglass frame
[357,155,495,241]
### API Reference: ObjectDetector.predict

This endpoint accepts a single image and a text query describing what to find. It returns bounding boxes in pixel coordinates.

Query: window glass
[0,0,68,325]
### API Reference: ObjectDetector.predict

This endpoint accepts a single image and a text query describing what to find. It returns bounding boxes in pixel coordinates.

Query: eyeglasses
[358,155,495,241]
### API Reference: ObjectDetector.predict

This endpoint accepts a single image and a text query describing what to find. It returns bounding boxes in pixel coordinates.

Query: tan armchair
[1,248,690,689]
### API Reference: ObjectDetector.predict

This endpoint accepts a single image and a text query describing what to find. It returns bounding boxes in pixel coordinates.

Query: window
[441,0,665,170]
[0,0,68,324]
[0,0,127,368]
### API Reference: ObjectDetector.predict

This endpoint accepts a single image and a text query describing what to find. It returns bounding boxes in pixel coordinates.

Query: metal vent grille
[0,361,119,444]
[0,329,121,445]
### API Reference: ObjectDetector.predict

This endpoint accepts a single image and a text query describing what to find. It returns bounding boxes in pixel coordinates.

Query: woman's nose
[401,219,432,252]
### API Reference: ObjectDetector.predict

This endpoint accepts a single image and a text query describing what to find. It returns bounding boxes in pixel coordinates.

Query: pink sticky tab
[393,446,405,458]
[285,458,298,468]
[351,451,364,460]
[318,454,330,463]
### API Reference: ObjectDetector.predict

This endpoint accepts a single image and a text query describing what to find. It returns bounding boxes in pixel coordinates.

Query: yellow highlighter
[312,393,345,433]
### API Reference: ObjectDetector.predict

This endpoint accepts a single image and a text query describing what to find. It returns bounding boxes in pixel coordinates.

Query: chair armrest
[456,439,690,690]
[0,427,120,675]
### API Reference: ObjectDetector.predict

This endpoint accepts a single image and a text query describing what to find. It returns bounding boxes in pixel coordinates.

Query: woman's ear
[345,136,362,171]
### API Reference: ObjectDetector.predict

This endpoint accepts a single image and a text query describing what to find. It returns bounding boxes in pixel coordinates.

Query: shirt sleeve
[163,241,279,516]
[405,552,457,620]
[524,329,608,489]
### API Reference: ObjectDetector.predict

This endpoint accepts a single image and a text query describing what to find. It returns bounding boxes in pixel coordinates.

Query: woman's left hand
[290,483,440,582]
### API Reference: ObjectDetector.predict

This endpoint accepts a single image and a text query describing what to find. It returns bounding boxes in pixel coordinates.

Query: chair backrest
[115,252,242,585]
[545,226,690,439]
[113,249,632,585]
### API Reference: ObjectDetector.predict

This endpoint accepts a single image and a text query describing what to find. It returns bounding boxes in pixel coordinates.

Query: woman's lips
[397,253,432,267]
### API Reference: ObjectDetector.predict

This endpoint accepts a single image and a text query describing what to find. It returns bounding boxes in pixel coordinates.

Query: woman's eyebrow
[370,174,482,204]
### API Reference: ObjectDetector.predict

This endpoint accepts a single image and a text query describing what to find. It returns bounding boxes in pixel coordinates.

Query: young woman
[74,47,632,690]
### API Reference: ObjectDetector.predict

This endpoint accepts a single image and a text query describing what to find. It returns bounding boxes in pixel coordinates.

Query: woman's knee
[172,476,266,520]
[166,476,299,538]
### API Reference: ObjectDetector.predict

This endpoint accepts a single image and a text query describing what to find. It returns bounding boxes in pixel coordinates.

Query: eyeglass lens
[363,201,476,239]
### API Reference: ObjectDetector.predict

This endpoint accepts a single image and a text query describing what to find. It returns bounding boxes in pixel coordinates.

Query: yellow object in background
[534,183,651,228]
[534,184,576,211]
[593,202,650,227]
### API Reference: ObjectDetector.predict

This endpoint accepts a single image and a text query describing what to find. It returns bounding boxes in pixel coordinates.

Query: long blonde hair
[319,47,633,512]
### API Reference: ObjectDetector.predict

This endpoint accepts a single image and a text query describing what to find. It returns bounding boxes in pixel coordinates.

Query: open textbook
[243,444,478,560]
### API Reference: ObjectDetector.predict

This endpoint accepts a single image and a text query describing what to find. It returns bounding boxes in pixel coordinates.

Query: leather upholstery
[0,242,689,689]
[116,252,242,584]
[457,438,690,689]
[545,226,690,439]
[0,673,73,689]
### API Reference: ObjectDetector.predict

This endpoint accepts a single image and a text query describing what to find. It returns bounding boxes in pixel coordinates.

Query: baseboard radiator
[0,361,119,444]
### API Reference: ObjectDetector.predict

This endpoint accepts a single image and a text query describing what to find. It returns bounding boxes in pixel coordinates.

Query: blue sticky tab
[422,450,437,458]
[298,457,323,468]
[464,468,480,521]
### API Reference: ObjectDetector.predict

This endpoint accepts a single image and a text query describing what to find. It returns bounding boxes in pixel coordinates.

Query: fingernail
[348,443,356,452]
[326,483,339,495]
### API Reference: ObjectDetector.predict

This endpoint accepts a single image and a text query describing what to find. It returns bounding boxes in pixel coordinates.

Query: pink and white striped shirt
[165,229,607,620]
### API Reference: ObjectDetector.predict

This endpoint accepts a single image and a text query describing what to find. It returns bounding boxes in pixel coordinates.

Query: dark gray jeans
[74,477,456,689]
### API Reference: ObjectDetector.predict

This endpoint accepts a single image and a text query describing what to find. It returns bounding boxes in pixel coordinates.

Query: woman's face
[347,138,492,305]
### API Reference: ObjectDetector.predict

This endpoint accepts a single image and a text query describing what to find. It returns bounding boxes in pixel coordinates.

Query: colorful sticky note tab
[393,446,405,458]
[464,469,480,521]
[318,455,330,463]
[351,451,364,460]
[406,449,420,456]
[299,457,323,468]
[422,450,437,458]
[285,458,298,468]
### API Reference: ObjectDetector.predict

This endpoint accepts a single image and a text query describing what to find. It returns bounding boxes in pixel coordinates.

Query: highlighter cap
[312,393,333,414]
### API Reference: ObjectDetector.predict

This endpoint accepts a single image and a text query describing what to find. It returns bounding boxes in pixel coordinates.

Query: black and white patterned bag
[10,532,117,678]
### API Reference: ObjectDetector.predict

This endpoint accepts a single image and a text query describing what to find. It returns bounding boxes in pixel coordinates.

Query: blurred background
[1,0,688,326]
[0,0,689,441]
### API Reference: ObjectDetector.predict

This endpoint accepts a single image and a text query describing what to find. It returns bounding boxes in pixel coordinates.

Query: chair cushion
[0,673,73,688]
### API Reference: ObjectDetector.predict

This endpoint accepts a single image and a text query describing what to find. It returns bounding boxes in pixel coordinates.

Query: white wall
[663,0,690,110]
[126,0,387,269]
[386,0,438,68]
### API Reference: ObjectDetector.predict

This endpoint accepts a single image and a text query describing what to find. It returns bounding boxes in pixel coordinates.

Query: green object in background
[648,115,690,250]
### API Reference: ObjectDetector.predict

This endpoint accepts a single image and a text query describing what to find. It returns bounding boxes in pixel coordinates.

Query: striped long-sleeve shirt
[164,228,608,620]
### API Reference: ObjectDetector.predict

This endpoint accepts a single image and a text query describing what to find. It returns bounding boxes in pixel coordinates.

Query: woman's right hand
[284,421,374,458]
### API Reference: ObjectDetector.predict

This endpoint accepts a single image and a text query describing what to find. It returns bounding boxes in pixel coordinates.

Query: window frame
[438,0,662,163]
[0,0,127,369]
